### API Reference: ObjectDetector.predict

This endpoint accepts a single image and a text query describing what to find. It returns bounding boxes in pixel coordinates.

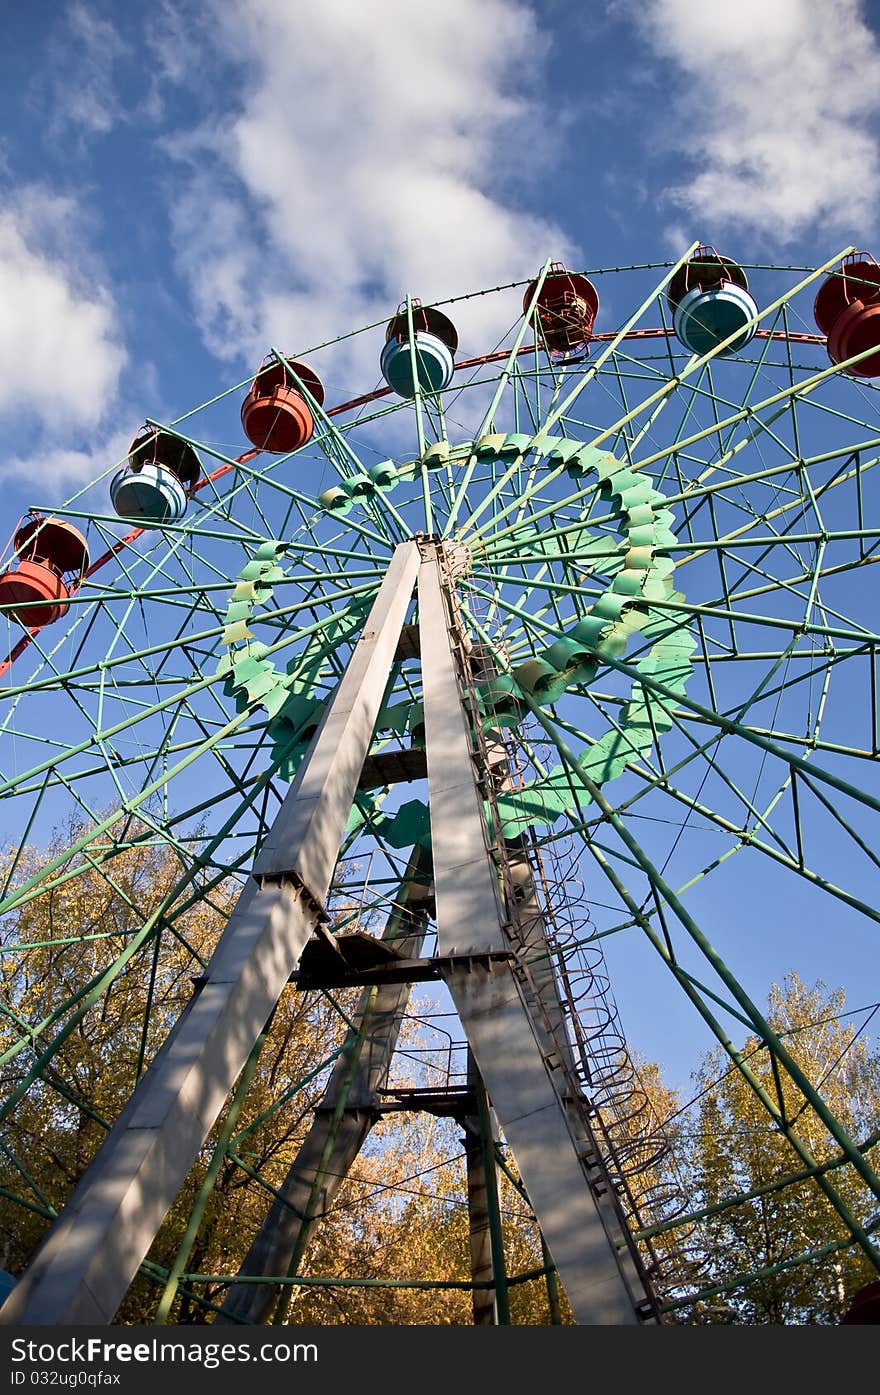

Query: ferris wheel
[0,244,879,1325]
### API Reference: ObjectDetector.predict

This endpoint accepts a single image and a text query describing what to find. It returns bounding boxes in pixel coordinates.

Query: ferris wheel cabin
[841,1280,880,1323]
[241,356,325,453]
[814,253,880,377]
[380,303,458,398]
[0,515,89,629]
[667,246,759,356]
[524,263,599,357]
[110,427,202,525]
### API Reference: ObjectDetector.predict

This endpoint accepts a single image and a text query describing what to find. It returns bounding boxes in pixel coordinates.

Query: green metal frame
[1,248,879,1323]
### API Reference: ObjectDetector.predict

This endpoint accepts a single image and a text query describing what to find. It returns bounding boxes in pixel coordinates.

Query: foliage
[673,973,880,1324]
[5,821,874,1325]
[0,821,229,1281]
[0,821,562,1324]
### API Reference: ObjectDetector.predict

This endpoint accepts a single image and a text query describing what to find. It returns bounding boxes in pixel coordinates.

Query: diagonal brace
[418,544,656,1325]
[1,542,420,1325]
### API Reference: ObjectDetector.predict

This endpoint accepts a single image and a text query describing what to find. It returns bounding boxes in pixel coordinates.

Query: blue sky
[1,0,879,498]
[1,0,880,1090]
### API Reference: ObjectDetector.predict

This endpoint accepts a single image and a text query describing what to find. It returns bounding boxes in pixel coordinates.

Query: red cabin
[0,515,90,629]
[241,355,325,453]
[814,253,880,378]
[841,1280,880,1324]
[524,262,599,357]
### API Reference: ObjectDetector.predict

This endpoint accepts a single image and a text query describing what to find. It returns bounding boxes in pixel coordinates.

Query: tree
[0,821,227,1285]
[0,817,370,1319]
[676,973,880,1323]
[0,819,564,1324]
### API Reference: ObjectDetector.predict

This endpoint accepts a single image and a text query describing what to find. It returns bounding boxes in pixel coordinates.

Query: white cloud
[165,0,575,381]
[45,2,129,136]
[139,0,205,122]
[0,431,133,497]
[0,186,126,435]
[0,188,126,440]
[142,0,192,86]
[0,185,129,489]
[633,0,880,240]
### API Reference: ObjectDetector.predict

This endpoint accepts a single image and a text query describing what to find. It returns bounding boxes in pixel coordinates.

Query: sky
[1,0,880,1089]
[0,0,878,496]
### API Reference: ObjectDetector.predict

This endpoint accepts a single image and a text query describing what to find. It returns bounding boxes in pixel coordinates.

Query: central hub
[441,538,472,579]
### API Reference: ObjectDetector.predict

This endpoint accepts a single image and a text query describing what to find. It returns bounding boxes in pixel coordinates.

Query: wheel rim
[1,248,879,1322]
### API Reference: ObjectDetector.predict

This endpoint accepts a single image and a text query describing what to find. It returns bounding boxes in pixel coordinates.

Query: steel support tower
[1,539,658,1326]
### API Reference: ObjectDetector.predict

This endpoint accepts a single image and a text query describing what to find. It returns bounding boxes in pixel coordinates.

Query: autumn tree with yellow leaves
[0,821,560,1324]
[2,822,877,1325]
[674,974,880,1324]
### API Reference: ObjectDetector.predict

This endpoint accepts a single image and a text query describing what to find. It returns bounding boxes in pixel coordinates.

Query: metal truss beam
[4,538,660,1326]
[418,543,656,1325]
[1,543,420,1326]
[217,845,432,1325]
[468,642,578,1078]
